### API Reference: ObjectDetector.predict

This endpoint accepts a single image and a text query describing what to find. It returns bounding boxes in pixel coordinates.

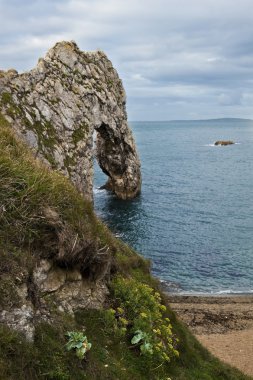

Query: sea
[94,119,253,295]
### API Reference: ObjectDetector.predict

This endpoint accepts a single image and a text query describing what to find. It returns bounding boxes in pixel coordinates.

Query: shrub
[109,276,179,364]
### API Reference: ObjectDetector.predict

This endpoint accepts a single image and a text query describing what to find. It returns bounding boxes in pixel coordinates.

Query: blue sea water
[94,119,253,294]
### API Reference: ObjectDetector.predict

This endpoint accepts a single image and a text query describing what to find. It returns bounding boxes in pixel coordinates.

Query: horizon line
[129,117,253,123]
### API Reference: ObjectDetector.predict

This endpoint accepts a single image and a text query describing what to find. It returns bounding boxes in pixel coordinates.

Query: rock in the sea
[0,41,141,200]
[214,140,235,146]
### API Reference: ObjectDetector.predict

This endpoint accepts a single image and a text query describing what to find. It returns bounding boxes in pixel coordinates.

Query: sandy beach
[168,295,253,377]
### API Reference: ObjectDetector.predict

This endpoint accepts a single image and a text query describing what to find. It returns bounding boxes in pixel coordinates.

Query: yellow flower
[119,317,128,326]
[162,352,169,361]
[117,307,124,315]
[156,329,161,335]
[160,305,167,312]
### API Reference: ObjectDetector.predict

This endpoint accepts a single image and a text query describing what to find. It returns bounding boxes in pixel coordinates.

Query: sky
[1,0,253,120]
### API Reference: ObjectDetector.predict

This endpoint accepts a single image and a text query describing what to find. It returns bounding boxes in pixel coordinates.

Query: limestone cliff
[0,41,141,200]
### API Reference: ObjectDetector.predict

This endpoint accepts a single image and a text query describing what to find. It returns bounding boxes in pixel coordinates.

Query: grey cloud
[218,92,243,106]
[0,0,253,119]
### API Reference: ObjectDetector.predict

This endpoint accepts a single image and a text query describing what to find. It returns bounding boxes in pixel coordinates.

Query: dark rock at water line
[214,140,235,146]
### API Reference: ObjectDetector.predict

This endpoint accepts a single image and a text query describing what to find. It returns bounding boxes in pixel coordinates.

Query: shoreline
[158,277,253,297]
[165,289,253,298]
[167,294,253,377]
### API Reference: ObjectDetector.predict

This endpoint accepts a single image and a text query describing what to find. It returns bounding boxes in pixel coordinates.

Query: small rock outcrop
[0,41,141,200]
[214,140,235,146]
[0,258,109,341]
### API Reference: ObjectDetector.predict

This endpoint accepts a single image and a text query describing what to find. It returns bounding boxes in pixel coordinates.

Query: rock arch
[0,41,141,201]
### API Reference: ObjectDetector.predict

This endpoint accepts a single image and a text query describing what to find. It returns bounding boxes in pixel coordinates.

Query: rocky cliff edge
[0,41,141,201]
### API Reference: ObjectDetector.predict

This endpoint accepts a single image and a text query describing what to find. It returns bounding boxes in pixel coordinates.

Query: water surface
[94,119,253,294]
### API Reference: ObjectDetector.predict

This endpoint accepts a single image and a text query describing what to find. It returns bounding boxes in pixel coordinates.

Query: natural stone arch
[93,116,141,200]
[0,41,141,201]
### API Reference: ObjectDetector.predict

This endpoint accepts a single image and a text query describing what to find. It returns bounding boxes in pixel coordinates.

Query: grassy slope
[0,114,251,380]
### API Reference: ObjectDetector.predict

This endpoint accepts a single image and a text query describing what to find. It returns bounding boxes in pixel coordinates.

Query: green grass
[0,310,251,380]
[0,113,252,380]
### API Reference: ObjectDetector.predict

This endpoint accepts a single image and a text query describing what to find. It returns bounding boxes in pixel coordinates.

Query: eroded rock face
[0,258,109,341]
[32,259,109,313]
[0,41,141,200]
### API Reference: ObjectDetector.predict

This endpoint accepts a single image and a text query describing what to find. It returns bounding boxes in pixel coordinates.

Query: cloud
[218,92,242,106]
[0,0,253,120]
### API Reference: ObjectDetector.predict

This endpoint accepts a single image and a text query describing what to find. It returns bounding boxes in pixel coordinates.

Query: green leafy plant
[65,331,91,359]
[110,276,179,364]
[131,330,153,355]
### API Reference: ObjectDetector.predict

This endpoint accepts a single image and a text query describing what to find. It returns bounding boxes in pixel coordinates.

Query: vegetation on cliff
[0,115,251,380]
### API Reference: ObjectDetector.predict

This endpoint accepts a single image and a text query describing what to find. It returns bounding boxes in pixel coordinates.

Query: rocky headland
[0,41,141,201]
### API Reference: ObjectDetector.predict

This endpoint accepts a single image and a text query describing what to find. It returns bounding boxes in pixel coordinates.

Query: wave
[210,289,253,295]
[93,187,107,195]
[204,142,241,147]
[159,279,253,295]
[159,279,183,293]
[168,288,253,296]
[115,232,124,238]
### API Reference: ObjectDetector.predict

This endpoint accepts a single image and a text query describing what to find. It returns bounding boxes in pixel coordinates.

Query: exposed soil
[168,295,253,377]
